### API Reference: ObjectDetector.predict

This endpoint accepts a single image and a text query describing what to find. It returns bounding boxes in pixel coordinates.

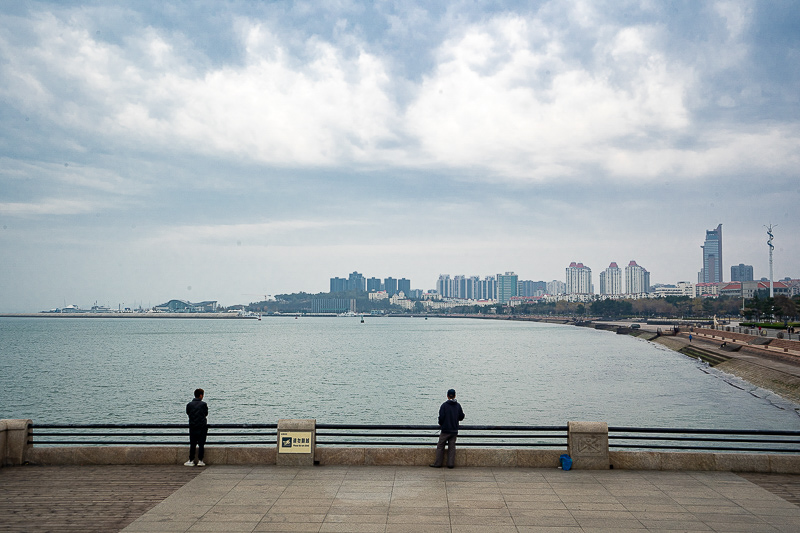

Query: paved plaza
[116,465,800,533]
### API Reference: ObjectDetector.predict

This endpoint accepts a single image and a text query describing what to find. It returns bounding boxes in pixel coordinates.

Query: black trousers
[433,432,457,467]
[189,430,207,462]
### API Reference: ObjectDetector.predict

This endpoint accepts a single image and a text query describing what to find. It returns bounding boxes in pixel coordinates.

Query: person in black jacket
[430,388,465,469]
[185,388,208,466]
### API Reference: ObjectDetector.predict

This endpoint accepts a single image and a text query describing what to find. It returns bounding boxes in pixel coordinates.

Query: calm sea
[1,316,798,429]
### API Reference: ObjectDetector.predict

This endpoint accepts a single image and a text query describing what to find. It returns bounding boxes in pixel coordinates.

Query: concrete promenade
[4,466,800,533]
[112,465,800,533]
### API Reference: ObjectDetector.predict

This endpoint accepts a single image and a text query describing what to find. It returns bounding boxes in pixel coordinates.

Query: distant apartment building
[566,262,593,294]
[546,280,566,295]
[625,260,650,295]
[330,271,366,292]
[731,263,754,282]
[497,272,519,304]
[366,277,382,292]
[398,278,411,296]
[699,224,723,283]
[384,277,398,296]
[437,274,497,300]
[478,276,497,300]
[518,280,547,297]
[436,275,454,298]
[599,262,622,295]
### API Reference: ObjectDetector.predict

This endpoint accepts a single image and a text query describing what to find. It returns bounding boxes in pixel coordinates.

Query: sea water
[1,316,798,429]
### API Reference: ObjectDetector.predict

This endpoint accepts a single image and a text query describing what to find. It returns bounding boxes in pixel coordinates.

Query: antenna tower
[765,224,776,298]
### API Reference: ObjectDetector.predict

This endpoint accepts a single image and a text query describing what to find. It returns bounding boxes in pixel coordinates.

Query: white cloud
[0,198,99,216]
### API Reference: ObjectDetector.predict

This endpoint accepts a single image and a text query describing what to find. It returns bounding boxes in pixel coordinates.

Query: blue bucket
[559,454,572,471]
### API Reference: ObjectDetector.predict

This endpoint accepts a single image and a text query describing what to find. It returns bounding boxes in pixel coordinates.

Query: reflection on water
[1,316,798,429]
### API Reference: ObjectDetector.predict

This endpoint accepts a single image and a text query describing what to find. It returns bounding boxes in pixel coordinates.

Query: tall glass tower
[701,224,723,283]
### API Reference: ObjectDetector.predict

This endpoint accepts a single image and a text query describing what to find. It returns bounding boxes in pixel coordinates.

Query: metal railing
[609,427,800,453]
[28,423,277,446]
[26,423,800,453]
[315,424,568,447]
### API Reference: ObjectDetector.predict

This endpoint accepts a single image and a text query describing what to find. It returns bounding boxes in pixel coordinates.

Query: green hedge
[739,322,800,329]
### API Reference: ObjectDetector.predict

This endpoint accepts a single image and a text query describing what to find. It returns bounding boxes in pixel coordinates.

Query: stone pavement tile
[122,520,198,532]
[681,504,752,515]
[328,504,390,514]
[187,522,259,532]
[259,513,326,523]
[450,514,515,526]
[637,518,712,531]
[253,522,322,532]
[561,501,627,511]
[387,513,450,524]
[318,522,387,532]
[505,498,567,510]
[339,480,394,489]
[509,508,577,527]
[136,505,214,520]
[450,525,518,533]
[205,504,274,515]
[267,504,332,515]
[553,493,621,504]
[515,527,583,533]
[216,494,279,506]
[449,506,512,517]
[630,510,700,521]
[196,511,267,522]
[698,520,780,532]
[323,514,387,524]
[448,499,507,509]
[388,504,449,515]
[502,491,561,501]
[572,517,645,529]
[333,494,392,505]
[385,524,451,533]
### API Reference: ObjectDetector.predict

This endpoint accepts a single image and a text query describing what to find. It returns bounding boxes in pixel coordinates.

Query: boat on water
[338,311,358,317]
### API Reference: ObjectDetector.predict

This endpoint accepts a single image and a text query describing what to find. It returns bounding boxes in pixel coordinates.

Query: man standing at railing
[430,388,465,469]
[185,388,208,467]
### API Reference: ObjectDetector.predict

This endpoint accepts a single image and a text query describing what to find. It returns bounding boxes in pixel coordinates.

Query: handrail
[608,426,800,453]
[24,423,800,452]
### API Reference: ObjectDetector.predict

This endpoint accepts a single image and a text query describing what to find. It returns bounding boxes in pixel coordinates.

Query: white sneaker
[184,461,195,466]
[196,461,206,467]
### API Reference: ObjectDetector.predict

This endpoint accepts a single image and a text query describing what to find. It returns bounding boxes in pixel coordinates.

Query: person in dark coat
[185,388,208,466]
[430,388,465,469]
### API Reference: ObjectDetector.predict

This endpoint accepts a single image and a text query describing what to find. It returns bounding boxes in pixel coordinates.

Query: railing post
[567,421,609,469]
[1,419,32,466]
[277,419,316,466]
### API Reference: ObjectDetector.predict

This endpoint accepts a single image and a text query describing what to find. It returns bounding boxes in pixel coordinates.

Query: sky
[1,0,798,312]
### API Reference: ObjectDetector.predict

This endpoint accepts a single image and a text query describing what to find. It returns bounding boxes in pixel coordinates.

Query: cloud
[3,4,799,188]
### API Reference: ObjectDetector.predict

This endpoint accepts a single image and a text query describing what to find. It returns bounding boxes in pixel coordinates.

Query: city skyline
[1,2,798,312]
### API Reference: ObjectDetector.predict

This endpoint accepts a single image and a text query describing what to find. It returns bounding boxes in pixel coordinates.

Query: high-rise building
[330,277,347,293]
[348,271,366,292]
[546,280,566,295]
[436,275,453,298]
[384,277,398,295]
[600,262,622,295]
[366,277,382,292]
[625,260,650,294]
[700,224,723,283]
[479,276,497,300]
[497,272,519,303]
[398,278,411,296]
[566,262,593,294]
[731,264,754,282]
